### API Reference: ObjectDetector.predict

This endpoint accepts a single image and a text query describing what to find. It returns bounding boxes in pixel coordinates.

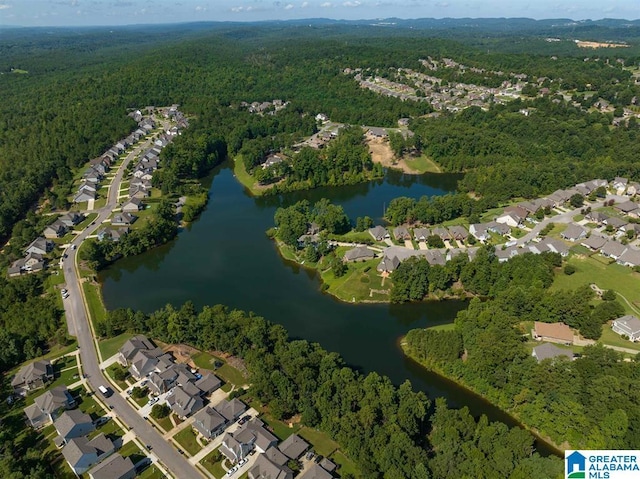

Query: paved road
[61,125,204,479]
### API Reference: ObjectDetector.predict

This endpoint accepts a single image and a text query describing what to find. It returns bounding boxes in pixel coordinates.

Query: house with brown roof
[532,322,574,345]
[393,226,412,241]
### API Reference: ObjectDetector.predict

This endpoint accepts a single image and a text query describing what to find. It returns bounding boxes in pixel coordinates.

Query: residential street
[61,125,204,479]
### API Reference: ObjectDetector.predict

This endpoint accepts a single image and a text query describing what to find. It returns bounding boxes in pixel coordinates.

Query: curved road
[61,128,203,479]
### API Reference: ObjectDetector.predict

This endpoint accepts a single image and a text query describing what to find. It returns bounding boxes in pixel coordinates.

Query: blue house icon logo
[566,451,586,479]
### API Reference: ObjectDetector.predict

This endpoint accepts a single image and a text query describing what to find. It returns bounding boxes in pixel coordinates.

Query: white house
[612,315,640,341]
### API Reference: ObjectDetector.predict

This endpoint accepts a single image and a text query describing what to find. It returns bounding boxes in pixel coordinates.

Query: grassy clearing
[49,367,80,390]
[298,427,339,457]
[99,332,135,361]
[552,255,640,315]
[329,230,376,244]
[232,156,264,196]
[191,351,218,370]
[201,448,226,479]
[600,327,640,351]
[321,259,390,303]
[173,427,202,456]
[155,414,174,433]
[138,464,167,479]
[426,323,456,331]
[82,281,107,326]
[403,154,442,173]
[216,363,247,387]
[331,450,361,478]
[260,413,301,440]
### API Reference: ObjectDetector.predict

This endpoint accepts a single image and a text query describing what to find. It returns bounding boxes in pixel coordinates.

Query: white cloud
[0,4,11,9]
[320,2,332,7]
[343,0,361,5]
[231,5,255,12]
[284,3,293,9]
[301,1,308,6]
[195,5,207,11]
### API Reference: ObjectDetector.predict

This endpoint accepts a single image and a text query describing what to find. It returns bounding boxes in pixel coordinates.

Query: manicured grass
[90,416,123,439]
[298,427,339,457]
[173,427,202,456]
[329,230,376,244]
[232,155,265,196]
[82,281,107,326]
[331,450,361,478]
[216,363,247,387]
[49,366,80,390]
[155,414,174,433]
[119,440,146,464]
[403,154,442,173]
[200,448,226,479]
[191,351,218,370]
[77,393,103,419]
[105,363,131,391]
[99,333,135,361]
[260,413,301,441]
[600,327,640,352]
[76,213,98,230]
[221,383,232,393]
[426,323,456,331]
[573,214,585,222]
[320,259,390,303]
[138,464,167,479]
[551,255,640,316]
[133,388,151,407]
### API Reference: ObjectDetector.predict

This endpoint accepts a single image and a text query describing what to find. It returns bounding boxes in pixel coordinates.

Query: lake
[100,164,557,455]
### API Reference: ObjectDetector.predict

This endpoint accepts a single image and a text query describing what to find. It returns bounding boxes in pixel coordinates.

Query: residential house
[122,198,143,213]
[88,453,136,479]
[626,182,640,197]
[195,373,222,396]
[25,237,53,255]
[366,127,388,139]
[74,190,96,203]
[585,211,608,224]
[59,212,85,228]
[616,201,639,217]
[560,224,586,242]
[469,224,490,242]
[613,177,629,194]
[622,223,640,236]
[128,348,164,380]
[393,226,412,241]
[220,433,253,464]
[532,343,574,363]
[343,246,375,262]
[298,464,333,479]
[495,212,522,228]
[97,227,129,242]
[62,433,114,475]
[581,234,608,251]
[486,221,510,236]
[11,360,53,394]
[278,434,310,460]
[539,238,569,257]
[431,226,450,241]
[448,225,468,242]
[23,252,45,271]
[216,398,247,423]
[248,453,293,479]
[377,255,400,273]
[612,315,640,341]
[239,418,278,453]
[192,406,227,439]
[617,247,640,268]
[24,386,76,428]
[424,250,446,266]
[532,322,574,345]
[505,205,529,221]
[166,383,204,419]
[111,212,137,227]
[118,335,158,366]
[368,226,389,241]
[129,185,150,199]
[600,240,627,260]
[495,246,520,263]
[318,458,337,473]
[605,216,628,230]
[43,220,68,239]
[54,409,95,443]
[413,227,430,242]
[263,154,284,169]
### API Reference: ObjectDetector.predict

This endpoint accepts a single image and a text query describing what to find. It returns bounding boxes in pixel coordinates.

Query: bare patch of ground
[366,137,417,174]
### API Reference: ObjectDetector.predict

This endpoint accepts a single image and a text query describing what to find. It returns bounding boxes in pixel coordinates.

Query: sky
[1,0,639,27]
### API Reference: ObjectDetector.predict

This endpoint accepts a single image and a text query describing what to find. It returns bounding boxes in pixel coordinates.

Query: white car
[148,397,159,405]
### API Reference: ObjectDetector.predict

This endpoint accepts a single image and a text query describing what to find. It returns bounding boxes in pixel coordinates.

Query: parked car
[148,396,159,406]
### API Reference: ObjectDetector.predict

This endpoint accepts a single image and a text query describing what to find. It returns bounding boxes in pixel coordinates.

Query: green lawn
[551,255,640,316]
[173,427,202,456]
[200,448,227,479]
[403,154,442,173]
[51,457,77,479]
[82,281,107,326]
[216,363,247,387]
[49,367,80,390]
[329,230,376,244]
[191,351,218,370]
[232,155,265,196]
[155,414,174,433]
[119,440,146,464]
[260,413,301,441]
[99,333,135,361]
[600,327,640,352]
[320,259,390,303]
[331,450,361,478]
[426,323,456,332]
[298,427,339,457]
[105,363,131,391]
[77,393,103,419]
[90,416,123,439]
[138,464,167,479]
[76,213,98,230]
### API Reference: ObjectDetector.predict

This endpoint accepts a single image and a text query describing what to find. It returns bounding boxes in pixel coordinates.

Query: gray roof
[265,446,289,466]
[192,406,226,438]
[88,453,135,479]
[167,385,204,418]
[368,225,389,241]
[248,454,293,479]
[561,223,586,241]
[600,240,627,258]
[393,226,411,240]
[34,386,73,414]
[618,247,640,267]
[278,433,310,460]
[581,234,608,251]
[298,464,333,479]
[539,238,569,256]
[413,227,430,241]
[532,343,574,362]
[606,216,628,228]
[216,398,247,422]
[448,225,468,240]
[613,315,640,334]
[377,255,401,273]
[431,226,450,240]
[616,201,639,213]
[54,409,94,439]
[343,246,375,262]
[62,433,113,469]
[119,335,156,362]
[195,373,222,395]
[319,457,337,472]
[11,359,52,387]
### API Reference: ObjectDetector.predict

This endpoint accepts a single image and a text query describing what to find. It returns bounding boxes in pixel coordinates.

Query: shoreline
[398,337,565,457]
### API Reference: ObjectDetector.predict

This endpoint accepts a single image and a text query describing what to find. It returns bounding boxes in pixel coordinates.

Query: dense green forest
[98,302,562,478]
[404,250,635,450]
